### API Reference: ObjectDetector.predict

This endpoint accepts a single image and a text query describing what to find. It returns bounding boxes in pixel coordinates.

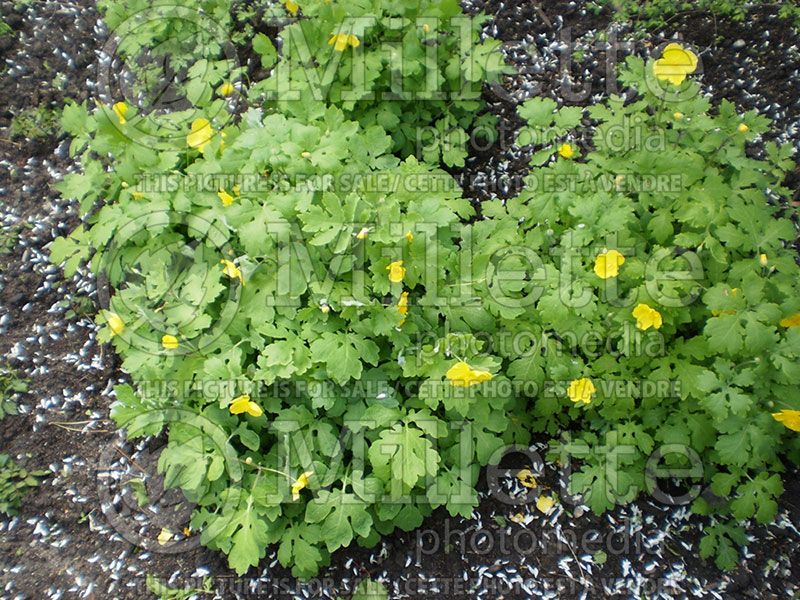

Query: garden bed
[0,0,799,599]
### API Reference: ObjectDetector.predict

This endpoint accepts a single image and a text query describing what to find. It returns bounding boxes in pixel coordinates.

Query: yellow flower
[162,335,179,350]
[509,513,525,524]
[567,378,596,405]
[232,184,241,197]
[759,253,768,266]
[218,81,235,97]
[779,313,800,328]
[632,303,663,330]
[356,227,369,240]
[738,123,749,133]
[593,249,625,279]
[112,101,128,124]
[673,111,684,120]
[653,42,698,86]
[446,361,493,387]
[320,304,330,314]
[106,312,125,337]
[220,259,244,285]
[187,118,213,152]
[387,260,406,283]
[397,291,409,317]
[157,528,172,545]
[772,410,800,432]
[422,23,430,33]
[285,0,299,15]
[558,143,574,159]
[291,471,313,501]
[218,189,235,206]
[182,527,192,537]
[536,495,556,514]
[516,468,537,489]
[229,394,263,417]
[131,191,144,200]
[405,231,414,243]
[328,32,360,52]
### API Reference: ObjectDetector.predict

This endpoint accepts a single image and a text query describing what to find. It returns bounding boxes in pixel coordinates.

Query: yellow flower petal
[356,227,369,240]
[558,143,574,159]
[106,312,125,337]
[738,123,749,133]
[593,249,625,279]
[285,0,299,15]
[779,313,800,328]
[220,259,244,285]
[347,34,360,48]
[632,303,663,331]
[387,260,406,283]
[291,471,313,501]
[652,43,698,86]
[759,253,768,266]
[157,528,173,545]
[509,513,525,524]
[218,189,234,206]
[329,32,350,52]
[567,378,596,405]
[229,394,262,417]
[397,291,409,317]
[772,409,800,432]
[161,335,179,350]
[112,102,128,124]
[536,495,556,514]
[405,230,414,242]
[218,81,235,97]
[516,468,537,489]
[446,361,493,387]
[187,118,213,151]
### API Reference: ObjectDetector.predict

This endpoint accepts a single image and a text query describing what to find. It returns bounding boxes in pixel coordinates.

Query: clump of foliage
[589,0,800,30]
[497,55,800,569]
[0,18,14,38]
[251,0,510,166]
[0,454,47,516]
[51,0,800,582]
[53,96,532,576]
[0,365,28,420]
[9,106,60,141]
[97,0,243,130]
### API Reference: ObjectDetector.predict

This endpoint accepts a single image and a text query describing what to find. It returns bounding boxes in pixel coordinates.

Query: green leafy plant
[53,93,532,576]
[589,0,800,31]
[498,55,800,570]
[0,18,13,38]
[0,366,28,420]
[251,0,511,166]
[0,454,47,515]
[97,0,243,120]
[52,0,800,579]
[9,106,61,141]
